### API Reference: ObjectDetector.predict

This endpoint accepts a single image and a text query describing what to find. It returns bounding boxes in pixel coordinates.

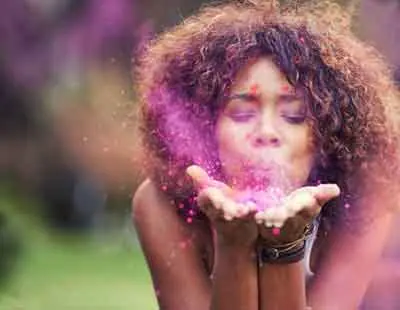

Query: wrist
[257,239,306,265]
[213,226,258,248]
[257,224,314,265]
[216,234,256,249]
[215,240,257,266]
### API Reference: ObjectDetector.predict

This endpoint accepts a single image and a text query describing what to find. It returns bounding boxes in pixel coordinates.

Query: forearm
[259,261,307,310]
[306,212,394,310]
[210,241,258,310]
[306,253,375,310]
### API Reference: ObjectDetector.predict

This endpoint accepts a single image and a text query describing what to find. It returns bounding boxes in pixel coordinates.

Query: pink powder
[272,227,281,236]
[250,84,259,95]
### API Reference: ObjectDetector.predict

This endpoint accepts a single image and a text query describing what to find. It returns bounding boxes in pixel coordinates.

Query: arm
[259,261,307,310]
[255,184,341,310]
[133,179,210,309]
[211,233,258,310]
[307,211,395,309]
[133,178,258,310]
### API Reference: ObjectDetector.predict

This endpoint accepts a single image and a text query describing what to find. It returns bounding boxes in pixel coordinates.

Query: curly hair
[135,0,400,229]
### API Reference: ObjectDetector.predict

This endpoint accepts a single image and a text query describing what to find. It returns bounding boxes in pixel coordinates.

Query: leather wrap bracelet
[257,224,314,265]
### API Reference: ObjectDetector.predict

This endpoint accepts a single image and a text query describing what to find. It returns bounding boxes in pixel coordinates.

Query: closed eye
[227,111,257,122]
[282,115,306,124]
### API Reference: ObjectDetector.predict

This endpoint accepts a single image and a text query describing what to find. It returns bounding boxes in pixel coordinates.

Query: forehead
[231,56,291,92]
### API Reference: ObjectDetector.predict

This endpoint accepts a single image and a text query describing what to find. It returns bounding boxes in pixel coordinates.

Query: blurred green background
[0,185,157,310]
[1,1,213,308]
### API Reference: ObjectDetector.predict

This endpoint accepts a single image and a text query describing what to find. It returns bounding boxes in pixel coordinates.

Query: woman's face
[216,57,315,192]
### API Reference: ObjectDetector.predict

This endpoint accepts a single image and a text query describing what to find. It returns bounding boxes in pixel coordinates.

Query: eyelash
[283,115,306,124]
[228,112,256,122]
[228,112,306,125]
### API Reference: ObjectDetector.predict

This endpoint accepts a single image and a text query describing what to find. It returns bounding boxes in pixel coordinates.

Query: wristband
[258,240,306,264]
[257,224,313,265]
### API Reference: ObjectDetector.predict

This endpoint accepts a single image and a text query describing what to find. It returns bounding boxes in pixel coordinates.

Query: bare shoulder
[132,178,182,239]
[132,178,209,250]
[132,178,165,217]
[132,179,212,308]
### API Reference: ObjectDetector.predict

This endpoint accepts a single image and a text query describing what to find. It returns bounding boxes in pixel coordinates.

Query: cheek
[216,122,252,157]
[287,130,315,182]
[215,120,252,169]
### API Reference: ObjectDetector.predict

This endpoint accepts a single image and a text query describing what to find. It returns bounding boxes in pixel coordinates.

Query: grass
[0,189,157,310]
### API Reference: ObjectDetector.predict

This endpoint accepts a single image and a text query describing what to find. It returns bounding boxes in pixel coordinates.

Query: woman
[132,1,400,309]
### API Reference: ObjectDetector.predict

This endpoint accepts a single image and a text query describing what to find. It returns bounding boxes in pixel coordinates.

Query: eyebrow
[227,92,258,101]
[227,91,303,103]
[278,93,304,103]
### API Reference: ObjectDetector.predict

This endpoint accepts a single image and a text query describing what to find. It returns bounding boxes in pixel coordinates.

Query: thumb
[313,184,341,206]
[186,165,233,195]
[186,165,212,189]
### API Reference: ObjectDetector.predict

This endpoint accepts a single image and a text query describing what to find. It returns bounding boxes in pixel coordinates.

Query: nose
[253,112,281,147]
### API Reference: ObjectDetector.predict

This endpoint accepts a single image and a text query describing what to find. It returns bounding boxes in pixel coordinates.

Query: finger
[245,201,259,213]
[186,165,234,195]
[254,209,266,223]
[312,184,340,206]
[197,187,224,211]
[186,165,211,189]
[221,200,237,220]
[255,208,275,226]
[286,189,317,216]
[199,187,247,221]
[234,203,248,217]
[270,207,290,228]
[236,202,257,218]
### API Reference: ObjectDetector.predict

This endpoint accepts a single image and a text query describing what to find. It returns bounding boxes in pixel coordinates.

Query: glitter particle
[272,227,281,236]
[250,84,259,95]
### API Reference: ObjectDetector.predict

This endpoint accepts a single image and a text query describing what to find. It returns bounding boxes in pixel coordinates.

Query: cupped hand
[186,165,259,246]
[254,184,340,245]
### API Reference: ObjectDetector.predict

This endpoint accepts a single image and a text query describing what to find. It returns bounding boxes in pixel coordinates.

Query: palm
[187,165,259,246]
[254,184,340,245]
[213,212,259,245]
[257,213,311,245]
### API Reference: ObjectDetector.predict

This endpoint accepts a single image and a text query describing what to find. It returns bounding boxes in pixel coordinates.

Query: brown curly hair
[135,0,400,229]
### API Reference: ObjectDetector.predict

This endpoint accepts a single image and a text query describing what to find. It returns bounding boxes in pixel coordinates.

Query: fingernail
[265,221,273,228]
